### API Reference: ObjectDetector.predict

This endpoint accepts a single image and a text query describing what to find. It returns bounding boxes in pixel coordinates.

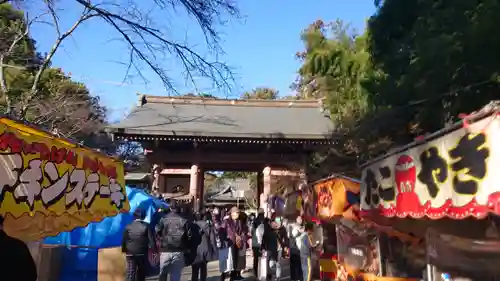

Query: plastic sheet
[44,186,167,247]
[43,186,168,281]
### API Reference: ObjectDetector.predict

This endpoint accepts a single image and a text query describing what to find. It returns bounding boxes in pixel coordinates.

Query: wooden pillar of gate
[259,166,272,216]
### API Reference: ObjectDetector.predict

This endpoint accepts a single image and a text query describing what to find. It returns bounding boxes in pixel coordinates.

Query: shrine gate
[110,95,334,211]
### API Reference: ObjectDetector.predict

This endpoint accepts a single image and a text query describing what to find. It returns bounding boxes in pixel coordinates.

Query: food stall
[0,117,129,242]
[313,175,361,280]
[359,102,500,280]
[314,175,421,281]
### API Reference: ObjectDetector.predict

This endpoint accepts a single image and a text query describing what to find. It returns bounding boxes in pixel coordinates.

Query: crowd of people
[122,202,320,281]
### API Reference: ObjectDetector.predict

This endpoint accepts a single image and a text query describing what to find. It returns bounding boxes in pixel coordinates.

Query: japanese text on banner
[0,122,127,218]
[360,115,500,219]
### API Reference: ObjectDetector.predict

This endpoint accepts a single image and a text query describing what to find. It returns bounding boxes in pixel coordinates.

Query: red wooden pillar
[257,172,263,209]
[189,164,200,210]
[196,168,205,211]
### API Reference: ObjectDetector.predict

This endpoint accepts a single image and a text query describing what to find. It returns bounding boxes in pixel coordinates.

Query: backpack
[187,222,202,248]
[182,222,201,266]
[163,216,187,250]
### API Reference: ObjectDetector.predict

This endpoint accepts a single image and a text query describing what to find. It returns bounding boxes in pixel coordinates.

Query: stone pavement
[147,251,291,281]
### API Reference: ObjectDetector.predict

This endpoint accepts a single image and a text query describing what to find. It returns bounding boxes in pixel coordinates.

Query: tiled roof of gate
[110,95,334,140]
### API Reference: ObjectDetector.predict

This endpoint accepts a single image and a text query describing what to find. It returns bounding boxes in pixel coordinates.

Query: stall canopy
[314,175,421,243]
[44,186,167,247]
[314,175,361,221]
[0,117,129,241]
[360,102,500,219]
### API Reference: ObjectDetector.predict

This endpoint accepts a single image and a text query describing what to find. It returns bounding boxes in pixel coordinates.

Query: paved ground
[147,251,291,281]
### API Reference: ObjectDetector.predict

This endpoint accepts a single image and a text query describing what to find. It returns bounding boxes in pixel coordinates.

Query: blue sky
[29,1,376,121]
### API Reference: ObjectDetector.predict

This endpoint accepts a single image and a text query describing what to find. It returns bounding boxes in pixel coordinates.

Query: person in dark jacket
[122,208,157,281]
[0,215,37,281]
[156,201,200,281]
[192,212,218,281]
[262,217,288,281]
[251,209,265,277]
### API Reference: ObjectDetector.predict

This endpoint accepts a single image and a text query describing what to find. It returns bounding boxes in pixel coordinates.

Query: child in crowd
[297,222,318,281]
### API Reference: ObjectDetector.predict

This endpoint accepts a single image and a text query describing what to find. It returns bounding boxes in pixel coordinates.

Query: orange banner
[314,176,360,219]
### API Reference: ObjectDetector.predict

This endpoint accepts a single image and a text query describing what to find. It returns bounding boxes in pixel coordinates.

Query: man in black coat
[191,212,218,281]
[122,209,157,281]
[0,214,37,281]
[156,201,201,281]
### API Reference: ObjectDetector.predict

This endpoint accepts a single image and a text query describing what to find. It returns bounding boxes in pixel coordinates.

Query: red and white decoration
[360,112,500,219]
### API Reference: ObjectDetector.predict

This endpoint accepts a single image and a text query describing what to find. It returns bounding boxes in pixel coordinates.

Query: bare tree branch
[1,0,239,141]
[73,0,237,93]
[19,4,97,118]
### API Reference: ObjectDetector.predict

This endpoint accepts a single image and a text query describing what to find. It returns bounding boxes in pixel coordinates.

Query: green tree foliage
[0,4,108,146]
[366,0,500,146]
[241,87,279,100]
[1,0,239,114]
[183,93,218,99]
[293,20,377,176]
[0,4,42,110]
[295,20,374,129]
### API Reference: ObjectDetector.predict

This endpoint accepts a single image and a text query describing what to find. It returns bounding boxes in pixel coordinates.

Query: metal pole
[375,234,384,276]
[425,229,434,281]
[335,224,341,257]
[426,263,434,281]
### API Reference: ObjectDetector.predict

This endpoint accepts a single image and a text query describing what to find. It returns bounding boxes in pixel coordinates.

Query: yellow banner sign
[0,118,129,241]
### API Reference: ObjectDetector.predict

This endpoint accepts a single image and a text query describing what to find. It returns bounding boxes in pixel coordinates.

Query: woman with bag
[219,207,247,281]
[235,212,250,278]
[192,212,219,281]
[217,211,232,281]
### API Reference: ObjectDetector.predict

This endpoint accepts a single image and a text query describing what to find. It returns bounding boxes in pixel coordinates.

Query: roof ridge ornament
[138,93,147,106]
